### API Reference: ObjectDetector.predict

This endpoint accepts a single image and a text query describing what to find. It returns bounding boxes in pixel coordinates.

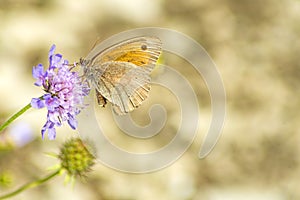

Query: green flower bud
[58,138,95,177]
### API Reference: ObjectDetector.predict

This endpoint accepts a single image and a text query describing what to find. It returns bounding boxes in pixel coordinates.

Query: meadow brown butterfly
[80,36,162,115]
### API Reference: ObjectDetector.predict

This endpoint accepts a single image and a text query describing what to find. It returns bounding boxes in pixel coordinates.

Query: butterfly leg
[96,89,107,107]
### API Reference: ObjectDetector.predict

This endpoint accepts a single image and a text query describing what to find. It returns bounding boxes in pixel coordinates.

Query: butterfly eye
[141,44,147,51]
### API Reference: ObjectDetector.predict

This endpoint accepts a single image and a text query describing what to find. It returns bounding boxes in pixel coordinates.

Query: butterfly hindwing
[94,61,151,114]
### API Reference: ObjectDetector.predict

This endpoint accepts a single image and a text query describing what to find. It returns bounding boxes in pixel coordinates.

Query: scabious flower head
[31,45,90,140]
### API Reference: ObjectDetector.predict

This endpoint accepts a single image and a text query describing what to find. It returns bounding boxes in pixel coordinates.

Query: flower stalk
[0,169,61,200]
[0,103,32,133]
[0,137,95,199]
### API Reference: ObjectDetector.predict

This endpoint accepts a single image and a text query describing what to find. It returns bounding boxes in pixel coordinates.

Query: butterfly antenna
[67,61,79,71]
[90,36,103,50]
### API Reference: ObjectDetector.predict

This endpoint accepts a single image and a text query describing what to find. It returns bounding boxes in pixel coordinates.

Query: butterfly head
[79,58,93,79]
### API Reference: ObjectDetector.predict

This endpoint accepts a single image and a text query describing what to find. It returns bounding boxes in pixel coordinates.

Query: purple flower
[9,122,34,147]
[31,45,90,140]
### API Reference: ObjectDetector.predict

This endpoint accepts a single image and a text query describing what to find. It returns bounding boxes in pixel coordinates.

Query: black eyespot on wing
[141,44,147,50]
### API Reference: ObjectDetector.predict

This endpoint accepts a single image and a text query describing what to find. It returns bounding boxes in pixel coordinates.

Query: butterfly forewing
[90,36,162,73]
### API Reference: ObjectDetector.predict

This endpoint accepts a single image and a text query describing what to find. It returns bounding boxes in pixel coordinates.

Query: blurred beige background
[1,0,300,199]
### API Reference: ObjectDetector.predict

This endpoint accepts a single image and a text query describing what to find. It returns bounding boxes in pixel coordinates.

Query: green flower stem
[0,169,61,200]
[0,103,32,133]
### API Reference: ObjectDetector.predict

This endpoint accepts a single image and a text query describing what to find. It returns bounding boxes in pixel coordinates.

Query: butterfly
[80,36,162,115]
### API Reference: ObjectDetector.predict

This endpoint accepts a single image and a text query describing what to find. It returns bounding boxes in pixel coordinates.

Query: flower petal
[50,54,62,68]
[48,44,56,58]
[41,124,47,139]
[32,64,45,86]
[31,98,45,109]
[67,114,77,129]
[48,127,56,140]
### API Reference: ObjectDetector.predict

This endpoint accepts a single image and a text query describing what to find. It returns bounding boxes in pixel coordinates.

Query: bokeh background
[1,0,300,199]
